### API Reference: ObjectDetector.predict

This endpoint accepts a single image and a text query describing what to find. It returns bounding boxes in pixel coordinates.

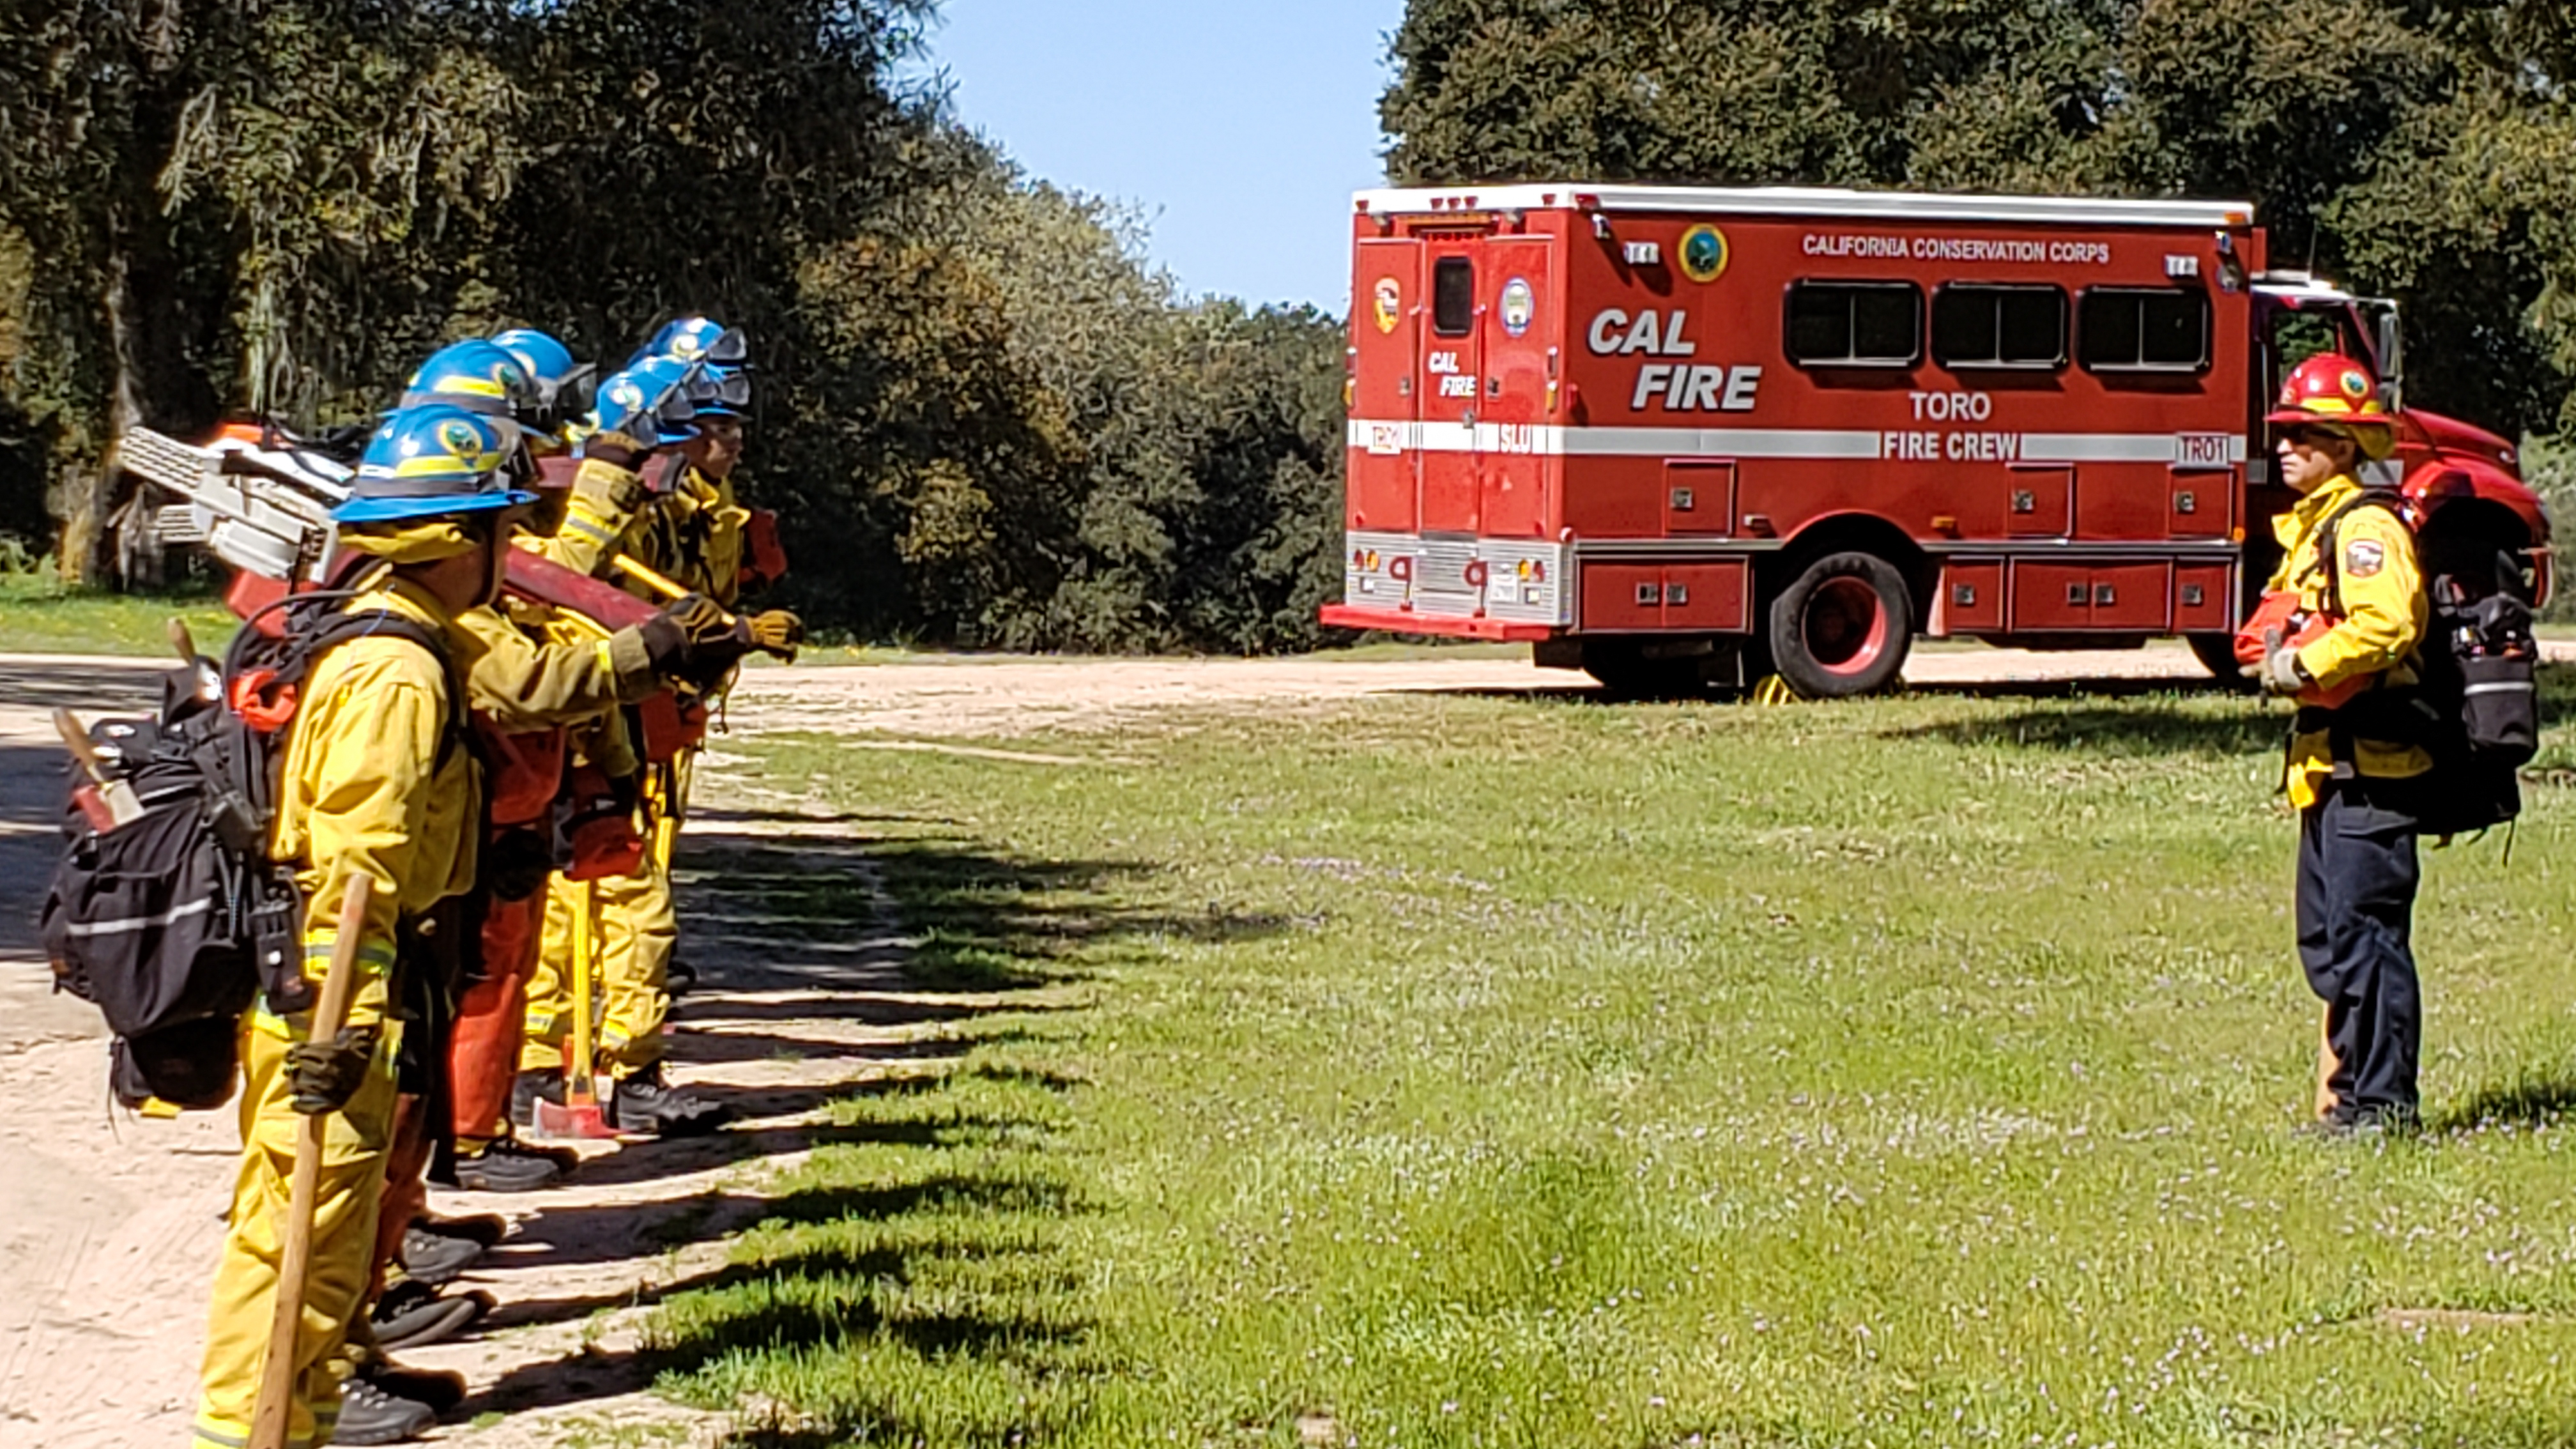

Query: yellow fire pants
[193,1013,400,1449]
[520,854,676,1078]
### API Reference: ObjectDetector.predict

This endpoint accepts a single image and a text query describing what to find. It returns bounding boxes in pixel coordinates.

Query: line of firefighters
[194,318,799,1447]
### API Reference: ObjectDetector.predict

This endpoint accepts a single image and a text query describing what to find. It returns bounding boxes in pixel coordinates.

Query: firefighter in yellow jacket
[2238,353,2429,1136]
[194,405,533,1449]
[518,342,796,1135]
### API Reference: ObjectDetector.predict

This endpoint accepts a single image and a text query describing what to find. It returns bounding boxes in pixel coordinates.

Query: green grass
[647,673,2576,1447]
[0,572,240,657]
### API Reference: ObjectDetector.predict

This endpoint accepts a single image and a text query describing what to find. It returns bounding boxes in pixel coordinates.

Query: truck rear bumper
[1318,604,1557,641]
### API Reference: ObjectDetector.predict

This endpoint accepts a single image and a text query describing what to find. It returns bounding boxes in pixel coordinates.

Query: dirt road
[0,639,2539,1445]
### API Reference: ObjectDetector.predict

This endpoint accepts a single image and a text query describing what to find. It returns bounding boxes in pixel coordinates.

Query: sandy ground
[1,638,2563,1446]
[725,638,2273,740]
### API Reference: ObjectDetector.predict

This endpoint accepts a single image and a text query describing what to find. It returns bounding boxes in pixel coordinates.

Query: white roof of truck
[1353,183,2253,230]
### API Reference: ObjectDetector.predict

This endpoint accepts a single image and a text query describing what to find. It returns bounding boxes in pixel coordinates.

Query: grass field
[644,675,2576,1448]
[0,573,239,657]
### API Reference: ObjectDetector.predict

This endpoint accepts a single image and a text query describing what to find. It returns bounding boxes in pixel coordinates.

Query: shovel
[530,878,617,1141]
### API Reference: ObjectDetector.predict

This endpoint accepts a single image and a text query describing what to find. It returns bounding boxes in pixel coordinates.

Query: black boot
[356,1359,467,1414]
[370,1281,492,1351]
[411,1212,507,1249]
[606,1063,732,1137]
[509,1069,565,1129]
[451,1137,571,1193]
[334,1374,436,1445]
[397,1225,484,1285]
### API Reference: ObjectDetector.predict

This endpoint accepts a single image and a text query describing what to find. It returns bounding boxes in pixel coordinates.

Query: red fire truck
[1320,184,2550,696]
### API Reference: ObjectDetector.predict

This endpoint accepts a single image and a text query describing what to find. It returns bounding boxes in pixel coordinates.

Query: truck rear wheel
[1768,552,1912,699]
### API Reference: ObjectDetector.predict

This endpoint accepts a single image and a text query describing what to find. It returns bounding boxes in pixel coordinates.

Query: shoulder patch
[2344,537,2386,579]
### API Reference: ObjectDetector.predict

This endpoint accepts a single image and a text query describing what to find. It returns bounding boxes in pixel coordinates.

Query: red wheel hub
[1803,576,1889,675]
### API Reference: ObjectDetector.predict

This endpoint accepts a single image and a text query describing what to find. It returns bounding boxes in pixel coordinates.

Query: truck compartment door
[2167,462,2235,538]
[2006,463,2073,537]
[1350,238,1424,534]
[1664,460,1736,537]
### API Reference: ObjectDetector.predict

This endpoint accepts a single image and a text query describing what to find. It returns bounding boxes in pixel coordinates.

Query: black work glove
[675,618,758,689]
[285,1025,379,1115]
[484,827,553,903]
[640,594,739,680]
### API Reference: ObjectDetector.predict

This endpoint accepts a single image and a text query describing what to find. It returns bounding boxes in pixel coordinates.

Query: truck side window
[2078,288,2212,372]
[1933,285,2067,370]
[1432,257,1474,337]
[1785,282,1922,367]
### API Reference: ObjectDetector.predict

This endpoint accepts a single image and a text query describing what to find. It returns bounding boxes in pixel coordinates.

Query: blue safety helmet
[631,316,749,371]
[335,405,539,525]
[588,355,703,447]
[400,340,541,423]
[491,328,598,437]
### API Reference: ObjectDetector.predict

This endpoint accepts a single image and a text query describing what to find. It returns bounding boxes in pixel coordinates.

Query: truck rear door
[1477,236,1554,540]
[1350,237,1423,534]
[1418,244,1483,535]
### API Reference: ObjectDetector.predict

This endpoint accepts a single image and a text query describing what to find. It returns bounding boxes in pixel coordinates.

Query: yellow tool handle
[249,873,371,1449]
[611,555,691,603]
[569,878,599,1100]
[51,709,108,784]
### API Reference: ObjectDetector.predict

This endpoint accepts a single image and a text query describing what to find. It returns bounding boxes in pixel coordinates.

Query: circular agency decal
[1679,224,1731,284]
[1499,277,1535,337]
[1372,277,1402,335]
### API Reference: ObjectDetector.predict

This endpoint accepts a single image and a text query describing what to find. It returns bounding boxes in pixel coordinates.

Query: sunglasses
[2278,425,2350,450]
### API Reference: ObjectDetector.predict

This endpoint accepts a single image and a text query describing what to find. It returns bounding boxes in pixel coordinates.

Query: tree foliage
[1383,0,2576,436]
[0,0,1347,652]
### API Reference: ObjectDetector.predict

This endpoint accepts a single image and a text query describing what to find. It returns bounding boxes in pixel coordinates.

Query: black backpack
[40,591,459,1110]
[2313,490,2539,836]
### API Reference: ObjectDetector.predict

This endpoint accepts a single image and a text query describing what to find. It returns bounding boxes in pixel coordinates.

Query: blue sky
[912,1,1407,314]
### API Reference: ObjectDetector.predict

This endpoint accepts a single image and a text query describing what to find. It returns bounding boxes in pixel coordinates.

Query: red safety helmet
[2267,353,2398,459]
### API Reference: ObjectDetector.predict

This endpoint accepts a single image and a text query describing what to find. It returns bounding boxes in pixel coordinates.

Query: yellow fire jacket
[2264,473,2432,809]
[540,455,652,579]
[537,454,747,606]
[451,601,664,729]
[268,575,480,1033]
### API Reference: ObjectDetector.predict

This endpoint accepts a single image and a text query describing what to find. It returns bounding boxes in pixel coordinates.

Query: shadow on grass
[2426,1062,2576,1135]
[468,821,1246,1443]
[1882,700,2285,757]
[1889,662,2576,760]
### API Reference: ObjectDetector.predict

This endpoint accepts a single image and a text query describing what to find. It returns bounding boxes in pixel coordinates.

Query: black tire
[2186,632,2255,689]
[1767,551,1912,699]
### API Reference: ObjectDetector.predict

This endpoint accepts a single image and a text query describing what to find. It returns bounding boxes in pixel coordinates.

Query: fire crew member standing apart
[193,406,533,1449]
[2240,354,2428,1136]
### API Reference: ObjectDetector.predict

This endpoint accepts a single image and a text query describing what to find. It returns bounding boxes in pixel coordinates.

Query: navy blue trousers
[2296,780,2423,1123]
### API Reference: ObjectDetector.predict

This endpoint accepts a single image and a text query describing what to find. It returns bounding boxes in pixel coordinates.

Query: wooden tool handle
[51,709,106,783]
[168,617,199,666]
[247,873,373,1449]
